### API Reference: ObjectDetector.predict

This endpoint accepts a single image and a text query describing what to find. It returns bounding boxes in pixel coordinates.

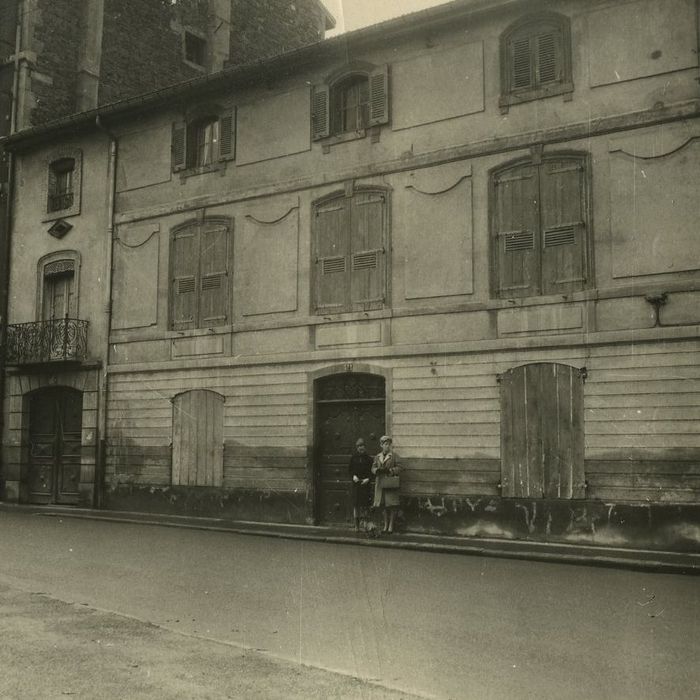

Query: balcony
[5,319,89,366]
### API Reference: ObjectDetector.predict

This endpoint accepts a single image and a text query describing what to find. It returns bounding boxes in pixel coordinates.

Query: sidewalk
[2,503,699,575]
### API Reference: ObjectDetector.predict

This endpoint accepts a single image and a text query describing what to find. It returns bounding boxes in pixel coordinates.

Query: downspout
[0,1,24,496]
[94,115,117,509]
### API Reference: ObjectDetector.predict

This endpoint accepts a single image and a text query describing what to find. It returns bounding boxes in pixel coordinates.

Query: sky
[322,0,453,35]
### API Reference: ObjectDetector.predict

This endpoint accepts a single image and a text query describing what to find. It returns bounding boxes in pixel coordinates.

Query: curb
[3,503,699,575]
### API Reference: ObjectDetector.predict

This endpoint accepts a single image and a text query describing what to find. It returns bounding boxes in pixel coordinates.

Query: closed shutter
[172,390,224,487]
[350,190,385,309]
[500,363,584,499]
[493,164,539,298]
[367,65,390,126]
[199,221,229,325]
[218,108,236,161]
[171,120,187,172]
[311,83,330,140]
[536,32,559,84]
[315,196,348,312]
[540,157,587,295]
[171,226,198,330]
[511,36,532,90]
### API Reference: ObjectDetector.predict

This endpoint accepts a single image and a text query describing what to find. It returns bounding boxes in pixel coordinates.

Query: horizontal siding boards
[586,394,700,409]
[393,400,501,413]
[585,407,700,421]
[394,410,500,424]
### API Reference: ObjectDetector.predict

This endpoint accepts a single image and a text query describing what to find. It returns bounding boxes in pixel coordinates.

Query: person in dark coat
[372,435,400,534]
[348,438,373,531]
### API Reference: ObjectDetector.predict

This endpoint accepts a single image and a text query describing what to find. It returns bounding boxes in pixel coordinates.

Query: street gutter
[2,503,697,576]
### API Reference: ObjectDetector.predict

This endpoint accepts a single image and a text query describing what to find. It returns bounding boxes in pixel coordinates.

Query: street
[0,510,698,699]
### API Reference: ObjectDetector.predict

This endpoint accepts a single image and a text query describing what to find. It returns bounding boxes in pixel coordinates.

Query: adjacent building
[2,0,699,550]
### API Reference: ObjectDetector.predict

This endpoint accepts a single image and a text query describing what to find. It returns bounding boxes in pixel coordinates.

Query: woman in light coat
[372,435,400,534]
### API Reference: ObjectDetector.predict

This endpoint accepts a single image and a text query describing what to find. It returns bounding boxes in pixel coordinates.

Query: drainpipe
[94,115,117,509]
[0,1,24,497]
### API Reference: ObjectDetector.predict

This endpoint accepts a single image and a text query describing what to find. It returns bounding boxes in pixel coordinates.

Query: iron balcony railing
[5,318,89,365]
[47,192,74,212]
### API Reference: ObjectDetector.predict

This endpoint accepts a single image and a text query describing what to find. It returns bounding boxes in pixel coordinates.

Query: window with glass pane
[331,76,370,134]
[190,117,219,167]
[48,158,75,212]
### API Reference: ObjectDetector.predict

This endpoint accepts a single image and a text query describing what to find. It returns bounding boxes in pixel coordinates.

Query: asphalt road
[0,510,698,699]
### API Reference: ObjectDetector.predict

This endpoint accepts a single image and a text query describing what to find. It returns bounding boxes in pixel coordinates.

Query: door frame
[307,363,392,525]
[25,385,84,505]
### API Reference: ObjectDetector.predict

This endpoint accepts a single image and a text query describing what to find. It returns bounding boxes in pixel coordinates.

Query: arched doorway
[315,373,386,525]
[27,387,83,505]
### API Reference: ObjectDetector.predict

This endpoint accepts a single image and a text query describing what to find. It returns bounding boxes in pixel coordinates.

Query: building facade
[2,0,699,550]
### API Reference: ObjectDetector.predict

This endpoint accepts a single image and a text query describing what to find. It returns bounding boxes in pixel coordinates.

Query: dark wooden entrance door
[28,388,82,505]
[315,373,385,525]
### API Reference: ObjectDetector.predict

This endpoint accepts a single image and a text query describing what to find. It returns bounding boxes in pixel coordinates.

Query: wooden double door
[315,373,385,525]
[28,388,82,505]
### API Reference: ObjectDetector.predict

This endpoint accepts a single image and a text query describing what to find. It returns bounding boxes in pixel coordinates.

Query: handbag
[379,474,400,489]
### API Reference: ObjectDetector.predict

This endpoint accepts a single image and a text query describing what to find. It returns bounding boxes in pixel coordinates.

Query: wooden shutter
[172,390,224,487]
[314,196,348,312]
[199,221,229,326]
[350,190,386,309]
[536,32,559,84]
[171,120,187,172]
[367,65,389,126]
[218,108,236,161]
[311,84,330,140]
[540,157,587,295]
[500,363,584,499]
[171,225,198,330]
[493,164,539,298]
[511,36,532,90]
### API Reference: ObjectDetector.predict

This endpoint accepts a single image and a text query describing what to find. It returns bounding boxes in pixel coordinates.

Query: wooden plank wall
[106,365,308,491]
[584,339,700,503]
[105,339,700,505]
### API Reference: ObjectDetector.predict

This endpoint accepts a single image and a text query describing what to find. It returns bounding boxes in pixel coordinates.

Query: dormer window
[184,30,207,68]
[48,158,75,212]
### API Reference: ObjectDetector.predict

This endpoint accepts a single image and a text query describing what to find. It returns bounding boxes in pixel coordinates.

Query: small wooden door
[315,373,385,525]
[28,388,82,505]
[500,363,584,499]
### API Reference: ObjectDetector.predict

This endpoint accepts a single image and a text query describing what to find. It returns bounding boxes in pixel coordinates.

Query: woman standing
[348,437,373,531]
[372,435,400,534]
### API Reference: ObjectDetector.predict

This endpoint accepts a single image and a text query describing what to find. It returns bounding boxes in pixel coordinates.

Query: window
[184,31,207,67]
[170,218,231,330]
[499,13,572,112]
[172,390,224,487]
[44,150,82,220]
[313,188,387,314]
[48,159,75,212]
[499,363,585,499]
[171,108,235,173]
[491,154,590,299]
[312,64,389,141]
[36,250,82,321]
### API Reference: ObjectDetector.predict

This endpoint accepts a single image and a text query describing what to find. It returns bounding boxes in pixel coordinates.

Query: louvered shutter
[367,65,390,126]
[315,196,348,312]
[199,221,229,326]
[171,120,187,172]
[540,157,587,295]
[171,225,198,329]
[350,190,385,309]
[311,84,330,140]
[218,108,236,161]
[536,32,560,84]
[511,36,532,90]
[494,164,539,298]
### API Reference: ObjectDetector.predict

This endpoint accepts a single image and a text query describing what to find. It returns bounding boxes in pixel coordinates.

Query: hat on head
[379,435,392,444]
